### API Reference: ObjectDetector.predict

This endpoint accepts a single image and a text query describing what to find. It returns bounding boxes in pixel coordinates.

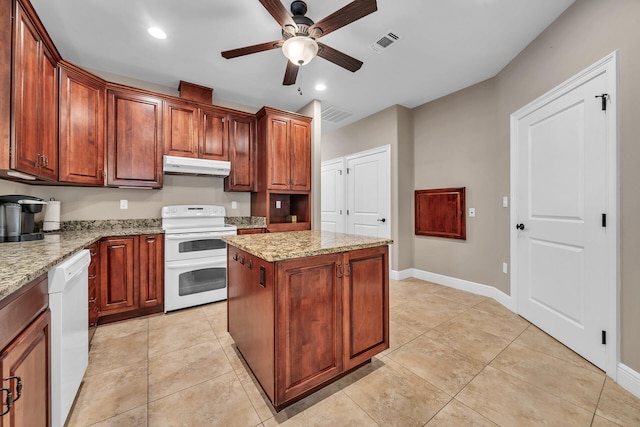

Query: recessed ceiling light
[315,83,327,91]
[148,27,167,39]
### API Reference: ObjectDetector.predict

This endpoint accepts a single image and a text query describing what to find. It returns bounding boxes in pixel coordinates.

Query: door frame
[510,51,619,378]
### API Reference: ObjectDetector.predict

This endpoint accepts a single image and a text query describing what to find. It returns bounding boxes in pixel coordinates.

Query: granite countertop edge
[0,226,164,302]
[223,230,393,262]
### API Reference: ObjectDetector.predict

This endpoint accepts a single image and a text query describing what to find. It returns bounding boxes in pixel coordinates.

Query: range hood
[163,155,231,177]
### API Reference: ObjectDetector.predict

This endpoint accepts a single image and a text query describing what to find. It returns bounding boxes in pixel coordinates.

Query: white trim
[617,363,640,399]
[391,268,515,312]
[510,51,619,378]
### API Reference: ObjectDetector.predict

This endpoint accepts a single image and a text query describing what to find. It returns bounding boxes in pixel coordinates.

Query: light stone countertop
[223,230,393,262]
[0,226,163,302]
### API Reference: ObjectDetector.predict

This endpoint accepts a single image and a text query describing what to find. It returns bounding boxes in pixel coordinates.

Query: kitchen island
[224,230,392,410]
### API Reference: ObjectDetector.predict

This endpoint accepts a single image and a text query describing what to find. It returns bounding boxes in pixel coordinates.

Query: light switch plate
[468,207,475,217]
[503,196,509,208]
[503,262,508,274]
[120,200,128,209]
[231,201,238,209]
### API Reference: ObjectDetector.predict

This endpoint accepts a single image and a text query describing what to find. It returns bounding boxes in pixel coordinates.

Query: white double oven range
[161,205,237,312]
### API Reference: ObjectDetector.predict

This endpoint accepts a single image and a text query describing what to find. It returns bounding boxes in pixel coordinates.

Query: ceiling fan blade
[283,61,299,85]
[259,0,297,31]
[317,42,363,72]
[309,0,377,38]
[221,40,283,59]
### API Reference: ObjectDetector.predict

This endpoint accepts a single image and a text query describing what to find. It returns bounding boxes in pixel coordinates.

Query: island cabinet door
[275,253,343,407]
[342,246,390,371]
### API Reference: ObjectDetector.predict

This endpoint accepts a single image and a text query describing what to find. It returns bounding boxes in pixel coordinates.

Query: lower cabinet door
[99,236,137,314]
[275,253,343,406]
[343,246,390,370]
[0,310,50,427]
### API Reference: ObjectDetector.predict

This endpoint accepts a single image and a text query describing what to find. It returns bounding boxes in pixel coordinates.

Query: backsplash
[46,219,162,232]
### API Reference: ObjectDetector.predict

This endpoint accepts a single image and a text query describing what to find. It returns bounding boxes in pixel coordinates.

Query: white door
[346,147,390,238]
[512,55,618,371]
[320,158,346,233]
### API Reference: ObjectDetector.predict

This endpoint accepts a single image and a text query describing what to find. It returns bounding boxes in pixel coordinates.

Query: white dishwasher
[48,249,90,427]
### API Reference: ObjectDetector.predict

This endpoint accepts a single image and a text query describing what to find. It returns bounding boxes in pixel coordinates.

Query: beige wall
[0,175,251,221]
[413,78,509,290]
[322,0,640,373]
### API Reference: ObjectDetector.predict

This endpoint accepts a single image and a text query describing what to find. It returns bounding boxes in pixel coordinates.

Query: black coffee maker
[0,195,47,242]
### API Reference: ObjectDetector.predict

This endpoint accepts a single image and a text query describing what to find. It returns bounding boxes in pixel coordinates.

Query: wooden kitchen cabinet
[225,113,256,192]
[138,234,164,309]
[0,273,50,427]
[99,236,136,315]
[59,62,106,185]
[236,228,266,235]
[199,106,228,160]
[256,107,311,192]
[253,107,311,231]
[227,244,389,410]
[98,234,164,322]
[11,0,59,181]
[106,88,163,188]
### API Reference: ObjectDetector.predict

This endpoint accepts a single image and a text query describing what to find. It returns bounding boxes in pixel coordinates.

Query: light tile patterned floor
[66,279,640,426]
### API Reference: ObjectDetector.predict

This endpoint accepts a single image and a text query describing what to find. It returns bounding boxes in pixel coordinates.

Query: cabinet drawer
[0,274,48,350]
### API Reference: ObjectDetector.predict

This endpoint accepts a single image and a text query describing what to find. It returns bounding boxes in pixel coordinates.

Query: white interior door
[346,147,390,238]
[320,158,345,233]
[512,56,617,371]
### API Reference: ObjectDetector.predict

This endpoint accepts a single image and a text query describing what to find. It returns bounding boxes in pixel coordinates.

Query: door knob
[516,223,525,230]
[377,218,386,223]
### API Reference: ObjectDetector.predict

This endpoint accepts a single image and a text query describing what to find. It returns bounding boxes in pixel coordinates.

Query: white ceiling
[30,0,575,134]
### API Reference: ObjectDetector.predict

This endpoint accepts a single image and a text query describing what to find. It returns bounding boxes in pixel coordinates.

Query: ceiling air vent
[321,105,353,123]
[369,31,400,53]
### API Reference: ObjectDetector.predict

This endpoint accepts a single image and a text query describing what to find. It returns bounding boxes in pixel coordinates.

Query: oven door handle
[166,232,229,240]
[165,258,227,270]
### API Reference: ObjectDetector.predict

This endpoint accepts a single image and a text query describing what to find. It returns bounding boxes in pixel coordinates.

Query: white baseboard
[391,268,515,311]
[391,268,640,400]
[617,363,640,399]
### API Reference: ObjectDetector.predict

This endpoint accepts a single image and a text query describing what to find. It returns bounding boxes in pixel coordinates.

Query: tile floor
[66,278,640,426]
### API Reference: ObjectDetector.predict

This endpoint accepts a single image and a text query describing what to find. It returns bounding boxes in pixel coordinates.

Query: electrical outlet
[503,262,508,274]
[120,200,128,209]
[468,207,475,217]
[503,196,509,208]
[231,201,238,209]
[276,200,281,209]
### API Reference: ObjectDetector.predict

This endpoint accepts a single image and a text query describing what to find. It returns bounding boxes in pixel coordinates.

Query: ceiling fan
[221,0,378,86]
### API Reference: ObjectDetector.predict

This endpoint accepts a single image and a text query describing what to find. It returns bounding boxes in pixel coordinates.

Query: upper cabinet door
[12,2,58,180]
[107,89,163,188]
[58,64,106,185]
[225,114,255,192]
[289,119,311,191]
[267,115,290,190]
[200,107,228,160]
[163,99,199,158]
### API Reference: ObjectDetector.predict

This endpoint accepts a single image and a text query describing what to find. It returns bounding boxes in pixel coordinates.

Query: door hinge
[602,213,607,227]
[346,209,349,215]
[346,168,350,174]
[602,330,607,345]
[339,209,342,215]
[338,169,342,175]
[595,94,609,111]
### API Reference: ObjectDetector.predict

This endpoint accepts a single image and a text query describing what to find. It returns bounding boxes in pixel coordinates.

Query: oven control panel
[162,205,226,218]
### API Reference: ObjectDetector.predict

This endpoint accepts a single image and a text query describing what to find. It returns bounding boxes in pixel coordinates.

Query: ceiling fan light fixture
[282,36,318,66]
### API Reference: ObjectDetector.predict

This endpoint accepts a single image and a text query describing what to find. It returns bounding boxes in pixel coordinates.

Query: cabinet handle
[346,264,351,277]
[337,264,343,278]
[44,155,49,167]
[247,259,253,270]
[233,253,238,261]
[89,297,97,303]
[240,256,245,265]
[4,376,21,403]
[89,274,97,280]
[0,387,12,416]
[110,245,125,249]
[35,154,42,167]
[90,251,97,257]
